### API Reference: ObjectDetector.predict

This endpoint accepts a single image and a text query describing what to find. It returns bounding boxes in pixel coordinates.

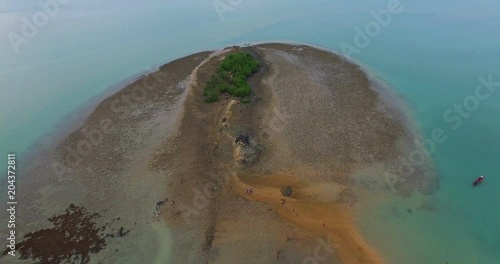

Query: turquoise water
[2,0,500,263]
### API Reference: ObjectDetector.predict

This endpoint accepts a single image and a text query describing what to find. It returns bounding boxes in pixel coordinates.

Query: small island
[4,44,437,264]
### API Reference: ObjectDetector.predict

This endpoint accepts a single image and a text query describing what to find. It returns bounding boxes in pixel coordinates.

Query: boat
[473,176,485,187]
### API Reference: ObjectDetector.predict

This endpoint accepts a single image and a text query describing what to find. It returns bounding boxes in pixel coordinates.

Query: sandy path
[231,173,384,264]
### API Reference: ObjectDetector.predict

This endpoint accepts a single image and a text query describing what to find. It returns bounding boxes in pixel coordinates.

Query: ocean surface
[1,0,500,263]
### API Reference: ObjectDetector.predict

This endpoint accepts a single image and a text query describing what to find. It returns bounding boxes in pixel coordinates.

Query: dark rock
[282,186,293,197]
[156,200,167,207]
[117,227,130,237]
[235,134,250,146]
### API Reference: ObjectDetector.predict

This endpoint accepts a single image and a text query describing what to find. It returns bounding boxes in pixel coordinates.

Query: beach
[1,44,437,264]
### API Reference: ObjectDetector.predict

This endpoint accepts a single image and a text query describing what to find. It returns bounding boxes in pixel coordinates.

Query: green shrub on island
[204,52,260,103]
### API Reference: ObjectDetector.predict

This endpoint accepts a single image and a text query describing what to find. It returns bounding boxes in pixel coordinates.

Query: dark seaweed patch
[3,204,107,264]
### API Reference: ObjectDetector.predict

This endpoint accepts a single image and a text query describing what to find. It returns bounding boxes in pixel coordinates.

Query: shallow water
[2,0,500,263]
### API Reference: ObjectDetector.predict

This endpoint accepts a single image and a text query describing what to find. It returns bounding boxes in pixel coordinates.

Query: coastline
[0,51,212,263]
[1,43,437,263]
[0,49,212,186]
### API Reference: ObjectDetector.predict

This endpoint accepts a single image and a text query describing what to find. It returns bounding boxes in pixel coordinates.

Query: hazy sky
[1,0,498,63]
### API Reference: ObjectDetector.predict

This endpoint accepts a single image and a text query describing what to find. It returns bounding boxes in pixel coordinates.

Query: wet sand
[1,44,437,264]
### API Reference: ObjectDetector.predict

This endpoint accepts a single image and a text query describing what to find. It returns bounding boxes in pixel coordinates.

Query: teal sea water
[1,0,499,263]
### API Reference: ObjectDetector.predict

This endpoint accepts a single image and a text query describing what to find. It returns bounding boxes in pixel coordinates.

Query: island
[2,44,437,264]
